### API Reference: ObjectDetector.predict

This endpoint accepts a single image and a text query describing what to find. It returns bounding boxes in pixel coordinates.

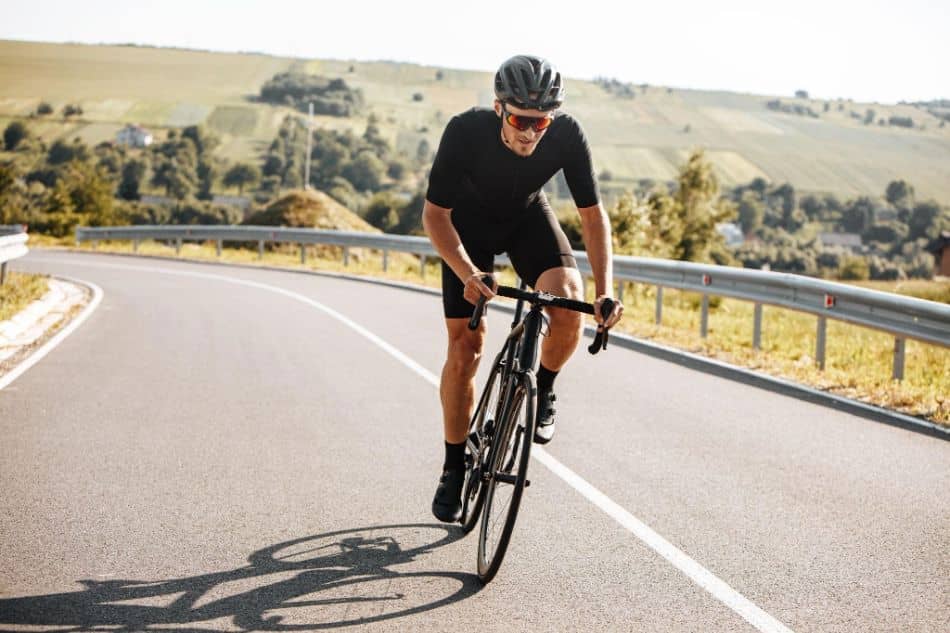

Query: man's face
[495,100,554,157]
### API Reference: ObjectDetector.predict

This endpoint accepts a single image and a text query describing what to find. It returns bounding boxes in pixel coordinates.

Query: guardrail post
[816,315,827,370]
[700,295,710,338]
[133,239,140,253]
[893,337,906,381]
[1,262,7,285]
[655,286,663,325]
[616,280,624,304]
[753,303,762,350]
[258,240,264,260]
[382,250,389,272]
[216,240,222,257]
[419,255,426,278]
[343,246,350,267]
[300,244,306,264]
[175,238,181,255]
[92,239,98,250]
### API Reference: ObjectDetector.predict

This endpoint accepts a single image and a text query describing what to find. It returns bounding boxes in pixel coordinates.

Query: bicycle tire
[476,370,536,583]
[460,355,507,533]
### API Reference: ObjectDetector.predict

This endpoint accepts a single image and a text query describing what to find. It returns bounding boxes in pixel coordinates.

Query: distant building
[928,231,950,277]
[212,195,251,211]
[819,232,863,251]
[716,222,744,247]
[116,124,153,147]
[140,195,173,207]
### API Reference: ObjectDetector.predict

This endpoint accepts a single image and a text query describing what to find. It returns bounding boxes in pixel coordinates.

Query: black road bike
[460,279,614,583]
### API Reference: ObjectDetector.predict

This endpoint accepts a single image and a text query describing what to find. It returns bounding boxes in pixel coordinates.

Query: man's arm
[422,199,495,304]
[577,202,623,327]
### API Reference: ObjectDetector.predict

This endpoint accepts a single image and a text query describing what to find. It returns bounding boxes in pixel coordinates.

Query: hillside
[2,39,949,203]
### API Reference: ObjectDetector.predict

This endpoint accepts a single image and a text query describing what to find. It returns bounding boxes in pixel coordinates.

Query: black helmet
[494,55,564,112]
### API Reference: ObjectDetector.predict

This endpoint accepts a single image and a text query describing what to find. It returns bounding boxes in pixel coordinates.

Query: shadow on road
[0,523,480,631]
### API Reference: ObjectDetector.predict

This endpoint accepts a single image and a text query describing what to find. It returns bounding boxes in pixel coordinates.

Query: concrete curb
[0,274,102,391]
[37,247,949,441]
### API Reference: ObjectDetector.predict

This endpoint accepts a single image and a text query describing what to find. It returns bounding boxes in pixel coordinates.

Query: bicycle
[459,277,614,583]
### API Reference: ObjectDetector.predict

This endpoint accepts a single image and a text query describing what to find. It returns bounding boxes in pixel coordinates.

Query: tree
[363,192,403,232]
[118,159,147,201]
[3,121,28,150]
[181,125,219,156]
[885,179,914,210]
[665,149,736,261]
[341,152,385,192]
[48,139,89,165]
[737,191,765,235]
[838,256,870,280]
[907,200,946,241]
[223,163,260,194]
[196,159,216,200]
[841,197,876,233]
[416,138,431,164]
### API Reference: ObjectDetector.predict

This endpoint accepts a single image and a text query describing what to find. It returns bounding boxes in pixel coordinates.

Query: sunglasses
[502,105,555,132]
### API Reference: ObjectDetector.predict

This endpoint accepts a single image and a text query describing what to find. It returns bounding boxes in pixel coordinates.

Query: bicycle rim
[460,356,506,533]
[476,371,535,583]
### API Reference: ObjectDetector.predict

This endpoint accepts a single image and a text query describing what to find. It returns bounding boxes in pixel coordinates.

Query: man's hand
[463,272,497,306]
[594,294,623,329]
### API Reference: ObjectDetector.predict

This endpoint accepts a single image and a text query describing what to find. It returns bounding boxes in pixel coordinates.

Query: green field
[1,39,949,201]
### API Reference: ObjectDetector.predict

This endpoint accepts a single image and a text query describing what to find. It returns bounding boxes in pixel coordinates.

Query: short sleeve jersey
[425,108,599,226]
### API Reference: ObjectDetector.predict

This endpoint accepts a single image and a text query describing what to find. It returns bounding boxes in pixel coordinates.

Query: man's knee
[535,267,584,335]
[444,319,485,377]
[535,266,583,300]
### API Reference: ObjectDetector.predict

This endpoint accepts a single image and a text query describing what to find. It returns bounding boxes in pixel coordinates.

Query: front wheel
[476,371,535,583]
[460,355,507,533]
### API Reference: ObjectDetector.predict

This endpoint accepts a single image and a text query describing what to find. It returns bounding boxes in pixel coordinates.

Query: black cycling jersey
[426,108,599,244]
[426,107,599,317]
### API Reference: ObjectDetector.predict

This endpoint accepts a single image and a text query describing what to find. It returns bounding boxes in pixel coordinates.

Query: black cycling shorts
[441,203,577,318]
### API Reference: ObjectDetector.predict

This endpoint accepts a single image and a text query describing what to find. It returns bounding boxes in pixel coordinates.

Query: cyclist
[422,55,623,523]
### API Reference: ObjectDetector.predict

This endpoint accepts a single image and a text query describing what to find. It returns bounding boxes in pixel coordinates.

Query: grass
[35,235,949,426]
[0,271,49,322]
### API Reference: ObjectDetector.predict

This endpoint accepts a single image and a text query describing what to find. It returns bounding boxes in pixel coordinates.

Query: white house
[116,124,153,148]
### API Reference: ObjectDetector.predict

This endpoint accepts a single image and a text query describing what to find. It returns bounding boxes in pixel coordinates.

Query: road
[1,250,947,632]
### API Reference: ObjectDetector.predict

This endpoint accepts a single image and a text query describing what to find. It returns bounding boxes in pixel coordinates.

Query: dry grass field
[2,39,949,201]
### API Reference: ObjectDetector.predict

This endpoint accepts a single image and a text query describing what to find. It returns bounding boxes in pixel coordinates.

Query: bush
[838,256,870,280]
[3,121,28,151]
[36,102,53,115]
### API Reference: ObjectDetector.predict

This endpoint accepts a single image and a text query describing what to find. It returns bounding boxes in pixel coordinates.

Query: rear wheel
[460,355,508,533]
[476,371,535,583]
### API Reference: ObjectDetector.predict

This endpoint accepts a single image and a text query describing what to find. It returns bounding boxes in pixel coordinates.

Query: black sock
[537,364,558,395]
[443,440,466,471]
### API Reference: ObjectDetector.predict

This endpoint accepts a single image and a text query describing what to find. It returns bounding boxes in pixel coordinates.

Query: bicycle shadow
[0,523,479,631]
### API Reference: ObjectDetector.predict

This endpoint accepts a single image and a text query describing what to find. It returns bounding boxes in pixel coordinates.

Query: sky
[2,0,948,104]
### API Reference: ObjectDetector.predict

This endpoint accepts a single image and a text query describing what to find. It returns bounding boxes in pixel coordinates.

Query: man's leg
[534,266,585,371]
[530,266,584,443]
[440,317,486,444]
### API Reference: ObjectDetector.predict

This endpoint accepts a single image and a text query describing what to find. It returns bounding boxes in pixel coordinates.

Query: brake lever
[587,298,615,355]
[467,275,496,331]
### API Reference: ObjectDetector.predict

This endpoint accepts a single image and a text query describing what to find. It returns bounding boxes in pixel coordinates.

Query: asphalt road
[1,250,947,632]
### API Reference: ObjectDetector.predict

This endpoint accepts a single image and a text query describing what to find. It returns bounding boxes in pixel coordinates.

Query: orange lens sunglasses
[502,104,555,132]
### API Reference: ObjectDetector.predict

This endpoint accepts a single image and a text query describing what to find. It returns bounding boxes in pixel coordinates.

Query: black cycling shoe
[431,467,465,523]
[534,391,556,444]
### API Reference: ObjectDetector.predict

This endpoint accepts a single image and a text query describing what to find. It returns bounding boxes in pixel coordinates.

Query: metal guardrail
[0,230,29,285]
[75,225,950,380]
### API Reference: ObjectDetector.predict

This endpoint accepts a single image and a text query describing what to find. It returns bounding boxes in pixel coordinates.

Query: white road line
[0,277,104,392]
[29,257,794,633]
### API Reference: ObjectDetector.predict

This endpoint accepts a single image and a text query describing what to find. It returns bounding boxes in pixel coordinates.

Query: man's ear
[493,100,502,117]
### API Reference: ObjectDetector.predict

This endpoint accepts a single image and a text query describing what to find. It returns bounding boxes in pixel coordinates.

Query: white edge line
[0,276,104,391]
[29,257,793,633]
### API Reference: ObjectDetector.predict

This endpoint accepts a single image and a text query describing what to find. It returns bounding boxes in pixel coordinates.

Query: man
[422,55,623,523]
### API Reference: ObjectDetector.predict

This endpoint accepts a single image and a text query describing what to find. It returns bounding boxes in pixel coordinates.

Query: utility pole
[304,101,313,189]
